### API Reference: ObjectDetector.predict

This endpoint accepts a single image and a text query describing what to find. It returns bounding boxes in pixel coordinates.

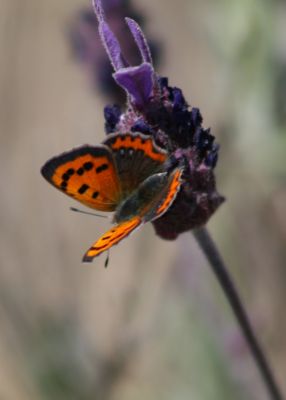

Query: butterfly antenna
[70,207,108,219]
[104,250,110,268]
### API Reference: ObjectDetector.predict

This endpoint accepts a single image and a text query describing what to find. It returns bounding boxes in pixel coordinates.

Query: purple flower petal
[92,0,128,70]
[92,0,104,22]
[113,62,155,108]
[125,18,153,64]
[98,21,128,70]
[104,104,122,133]
[131,119,152,134]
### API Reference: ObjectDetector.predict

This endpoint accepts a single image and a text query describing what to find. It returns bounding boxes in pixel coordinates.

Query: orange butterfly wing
[104,133,168,193]
[41,145,121,212]
[152,168,183,219]
[105,133,167,163]
[82,216,141,262]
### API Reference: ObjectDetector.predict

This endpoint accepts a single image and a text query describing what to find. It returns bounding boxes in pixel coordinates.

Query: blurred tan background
[0,0,286,399]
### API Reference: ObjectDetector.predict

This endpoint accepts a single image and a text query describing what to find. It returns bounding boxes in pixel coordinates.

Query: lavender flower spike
[99,21,128,70]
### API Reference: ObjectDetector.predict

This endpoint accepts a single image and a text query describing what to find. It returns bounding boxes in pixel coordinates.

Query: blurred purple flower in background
[91,0,224,240]
[70,0,161,103]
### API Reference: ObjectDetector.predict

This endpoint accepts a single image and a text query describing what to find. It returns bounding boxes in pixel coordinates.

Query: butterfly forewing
[83,216,141,261]
[104,133,168,194]
[41,145,121,212]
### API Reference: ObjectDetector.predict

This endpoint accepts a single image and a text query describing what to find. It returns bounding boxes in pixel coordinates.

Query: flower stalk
[193,227,283,400]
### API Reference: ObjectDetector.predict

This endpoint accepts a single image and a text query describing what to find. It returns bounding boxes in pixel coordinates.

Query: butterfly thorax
[114,172,170,223]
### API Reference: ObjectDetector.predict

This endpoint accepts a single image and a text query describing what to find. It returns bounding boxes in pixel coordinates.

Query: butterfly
[41,132,183,262]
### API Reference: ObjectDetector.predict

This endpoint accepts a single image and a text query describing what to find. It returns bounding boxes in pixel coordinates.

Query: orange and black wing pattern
[143,167,183,222]
[153,168,183,219]
[104,133,168,194]
[82,216,141,262]
[41,145,121,212]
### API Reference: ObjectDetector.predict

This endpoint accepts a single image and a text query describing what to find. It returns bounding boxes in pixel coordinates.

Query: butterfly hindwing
[143,167,183,222]
[82,216,141,262]
[104,133,168,194]
[114,167,183,224]
[41,145,121,211]
[153,168,183,219]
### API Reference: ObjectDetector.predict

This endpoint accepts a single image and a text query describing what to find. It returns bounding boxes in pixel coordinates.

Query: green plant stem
[193,227,283,400]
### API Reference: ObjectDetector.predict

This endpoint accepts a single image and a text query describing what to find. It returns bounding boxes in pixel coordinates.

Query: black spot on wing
[62,168,75,181]
[77,167,84,176]
[62,173,70,181]
[96,163,108,173]
[83,162,93,171]
[78,184,89,194]
[67,168,75,176]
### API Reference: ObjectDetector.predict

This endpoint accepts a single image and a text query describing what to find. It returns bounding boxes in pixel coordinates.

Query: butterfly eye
[128,148,134,156]
[119,148,125,156]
